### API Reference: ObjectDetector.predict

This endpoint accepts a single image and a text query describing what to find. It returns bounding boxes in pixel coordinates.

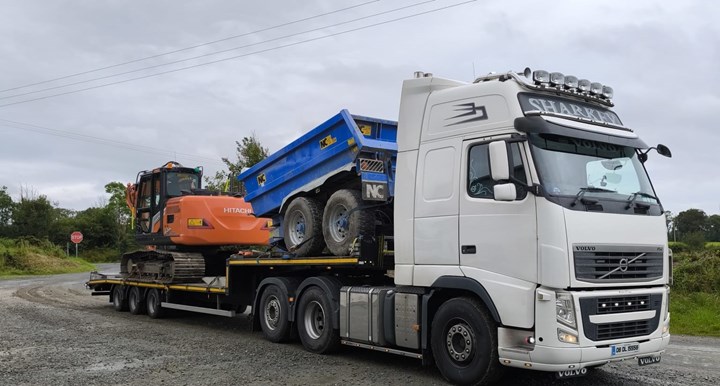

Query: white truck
[89,68,672,385]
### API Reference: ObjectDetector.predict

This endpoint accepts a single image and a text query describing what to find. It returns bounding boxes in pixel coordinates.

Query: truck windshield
[528,133,658,207]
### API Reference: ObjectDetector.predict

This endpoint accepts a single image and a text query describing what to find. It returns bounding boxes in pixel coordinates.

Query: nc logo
[363,182,387,201]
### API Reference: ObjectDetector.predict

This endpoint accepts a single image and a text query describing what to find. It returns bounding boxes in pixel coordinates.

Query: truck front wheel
[322,189,374,256]
[128,287,146,315]
[283,197,325,256]
[259,284,292,342]
[431,297,503,385]
[297,287,340,354]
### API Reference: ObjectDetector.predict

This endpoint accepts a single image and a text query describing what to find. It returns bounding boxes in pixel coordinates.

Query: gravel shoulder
[0,267,718,385]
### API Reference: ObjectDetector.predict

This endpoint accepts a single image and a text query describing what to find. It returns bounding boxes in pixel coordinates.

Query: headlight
[556,292,576,328]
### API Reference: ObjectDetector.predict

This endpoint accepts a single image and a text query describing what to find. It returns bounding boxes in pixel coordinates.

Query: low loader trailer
[89,68,673,385]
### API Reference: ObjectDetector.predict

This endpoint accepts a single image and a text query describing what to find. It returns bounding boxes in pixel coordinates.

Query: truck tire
[283,197,325,256]
[112,285,128,312]
[322,189,374,256]
[146,288,165,319]
[431,297,503,386]
[259,284,292,342]
[128,287,146,315]
[297,287,340,354]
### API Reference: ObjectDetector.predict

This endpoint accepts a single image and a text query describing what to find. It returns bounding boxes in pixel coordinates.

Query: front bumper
[499,334,669,371]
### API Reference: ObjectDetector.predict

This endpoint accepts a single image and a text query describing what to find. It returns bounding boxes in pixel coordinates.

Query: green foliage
[12,192,57,239]
[204,132,269,193]
[708,215,720,242]
[684,231,706,251]
[668,241,687,254]
[0,186,13,236]
[0,237,95,276]
[675,208,707,240]
[81,247,122,263]
[669,292,720,337]
[672,250,720,293]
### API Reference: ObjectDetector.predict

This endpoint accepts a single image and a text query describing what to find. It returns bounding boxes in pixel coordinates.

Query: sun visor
[514,116,648,149]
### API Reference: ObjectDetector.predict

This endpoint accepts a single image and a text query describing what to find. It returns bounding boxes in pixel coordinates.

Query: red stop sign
[70,231,83,244]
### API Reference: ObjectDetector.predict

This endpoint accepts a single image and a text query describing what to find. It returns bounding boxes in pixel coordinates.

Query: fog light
[558,329,579,344]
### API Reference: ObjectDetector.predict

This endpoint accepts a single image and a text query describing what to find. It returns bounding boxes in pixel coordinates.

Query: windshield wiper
[626,191,658,210]
[571,187,616,207]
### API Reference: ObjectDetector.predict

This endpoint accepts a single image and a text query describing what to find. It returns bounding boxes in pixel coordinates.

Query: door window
[467,142,528,200]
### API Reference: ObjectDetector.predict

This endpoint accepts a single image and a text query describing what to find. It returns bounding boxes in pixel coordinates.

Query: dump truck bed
[238,110,398,217]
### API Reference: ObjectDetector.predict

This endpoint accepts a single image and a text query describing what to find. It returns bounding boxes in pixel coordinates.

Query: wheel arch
[293,276,343,329]
[252,277,301,331]
[429,276,502,325]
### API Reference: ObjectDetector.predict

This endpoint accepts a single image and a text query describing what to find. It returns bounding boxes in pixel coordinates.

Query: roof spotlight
[590,82,603,95]
[564,75,579,89]
[602,85,614,99]
[578,79,591,92]
[549,72,565,86]
[533,70,550,85]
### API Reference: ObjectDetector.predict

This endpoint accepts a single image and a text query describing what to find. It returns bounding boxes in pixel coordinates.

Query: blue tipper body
[238,109,398,218]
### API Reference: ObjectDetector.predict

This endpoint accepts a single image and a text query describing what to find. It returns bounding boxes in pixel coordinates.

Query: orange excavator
[121,161,268,283]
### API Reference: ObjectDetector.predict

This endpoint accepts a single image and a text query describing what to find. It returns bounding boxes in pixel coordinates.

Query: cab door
[459,138,538,284]
[136,173,163,235]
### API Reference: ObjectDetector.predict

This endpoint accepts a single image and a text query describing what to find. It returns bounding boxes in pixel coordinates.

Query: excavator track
[120,250,205,283]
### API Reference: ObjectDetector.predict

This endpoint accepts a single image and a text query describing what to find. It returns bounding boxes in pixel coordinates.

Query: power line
[0,0,474,109]
[0,118,226,166]
[0,0,380,94]
[0,0,434,102]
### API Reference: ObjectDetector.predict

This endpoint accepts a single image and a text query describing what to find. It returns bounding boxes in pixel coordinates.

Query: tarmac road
[1,266,718,385]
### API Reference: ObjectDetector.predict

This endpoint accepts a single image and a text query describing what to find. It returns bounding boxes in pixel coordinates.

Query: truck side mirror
[494,183,516,201]
[489,141,509,181]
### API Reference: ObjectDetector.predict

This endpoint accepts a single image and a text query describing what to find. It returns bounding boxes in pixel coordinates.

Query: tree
[204,132,269,194]
[675,209,708,242]
[12,192,57,239]
[0,186,14,237]
[707,214,720,242]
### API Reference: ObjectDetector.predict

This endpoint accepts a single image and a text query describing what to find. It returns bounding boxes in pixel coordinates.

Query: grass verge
[669,291,720,337]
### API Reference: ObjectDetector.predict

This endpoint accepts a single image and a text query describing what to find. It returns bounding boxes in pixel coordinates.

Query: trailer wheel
[431,297,503,386]
[112,285,128,312]
[128,287,146,315]
[259,285,292,342]
[146,289,165,319]
[283,197,325,256]
[297,287,340,354]
[322,189,374,256]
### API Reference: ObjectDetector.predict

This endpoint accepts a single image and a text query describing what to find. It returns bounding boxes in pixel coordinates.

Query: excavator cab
[131,162,201,242]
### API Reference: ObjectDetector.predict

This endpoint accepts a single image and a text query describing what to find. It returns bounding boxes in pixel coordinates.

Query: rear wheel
[322,189,374,256]
[297,287,340,354]
[431,297,503,385]
[112,285,128,312]
[128,287,146,315]
[146,288,165,319]
[283,197,325,256]
[259,285,292,342]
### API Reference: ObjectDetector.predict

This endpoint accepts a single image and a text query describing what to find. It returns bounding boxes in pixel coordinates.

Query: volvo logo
[618,258,629,272]
[575,246,596,251]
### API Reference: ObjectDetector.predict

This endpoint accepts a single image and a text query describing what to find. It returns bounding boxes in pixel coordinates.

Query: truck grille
[596,321,651,340]
[359,158,384,173]
[574,245,664,283]
[596,295,651,314]
[579,293,662,341]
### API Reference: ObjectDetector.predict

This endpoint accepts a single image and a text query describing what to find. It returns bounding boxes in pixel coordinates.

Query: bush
[684,231,706,251]
[81,248,122,263]
[0,237,95,276]
[672,251,720,293]
[668,241,688,254]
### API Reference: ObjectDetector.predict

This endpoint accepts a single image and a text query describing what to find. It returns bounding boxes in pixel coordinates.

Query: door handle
[461,245,476,254]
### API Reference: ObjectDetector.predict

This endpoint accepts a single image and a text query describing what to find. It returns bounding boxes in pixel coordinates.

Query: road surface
[1,266,718,385]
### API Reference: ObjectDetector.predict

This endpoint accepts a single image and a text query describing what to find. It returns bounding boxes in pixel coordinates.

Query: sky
[0,0,717,216]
